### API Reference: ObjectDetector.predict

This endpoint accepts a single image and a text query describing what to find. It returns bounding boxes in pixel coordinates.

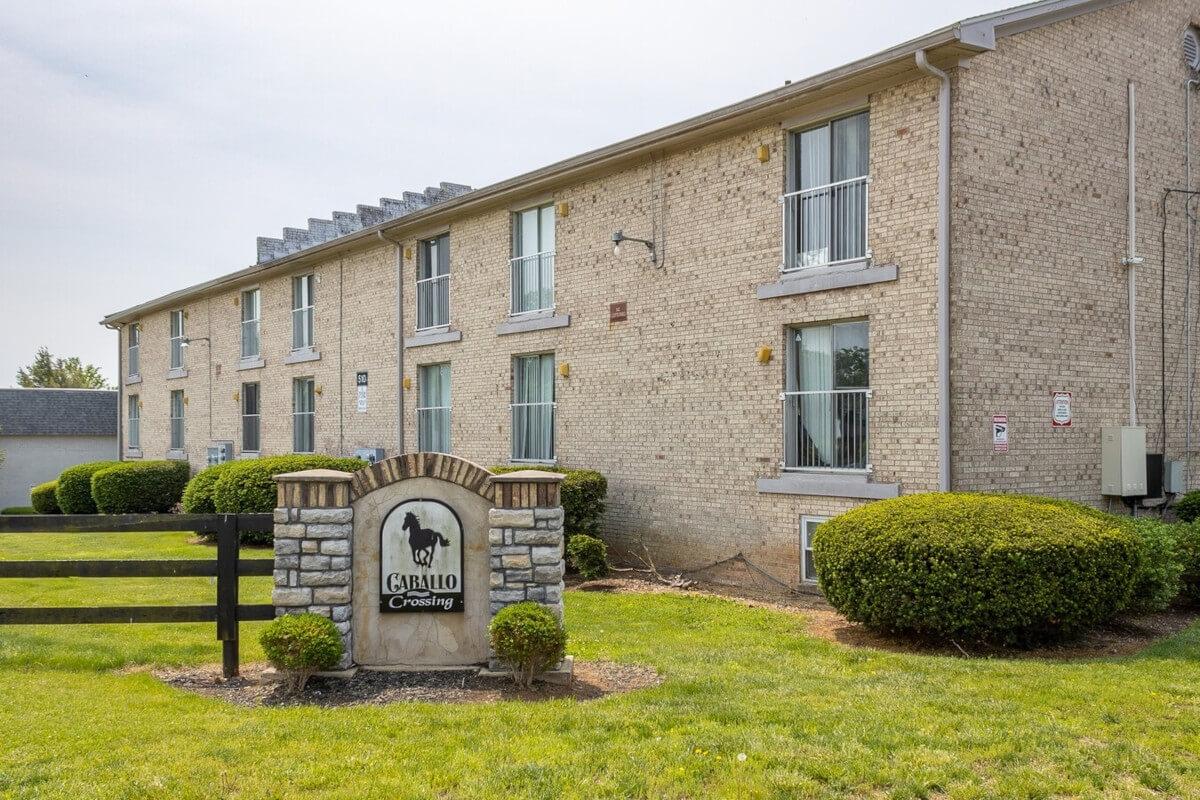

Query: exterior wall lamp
[611,230,656,264]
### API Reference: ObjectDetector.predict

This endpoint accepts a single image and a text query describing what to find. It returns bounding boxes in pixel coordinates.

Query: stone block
[534,507,564,523]
[298,507,353,524]
[273,509,290,524]
[276,555,299,569]
[488,528,504,545]
[331,605,352,622]
[274,539,300,555]
[301,540,320,553]
[329,556,351,570]
[490,556,501,569]
[505,569,533,582]
[489,589,525,603]
[514,529,561,546]
[526,586,545,601]
[300,554,331,570]
[531,545,562,565]
[545,584,563,603]
[306,523,352,539]
[314,586,351,604]
[272,587,312,606]
[488,508,535,528]
[501,554,532,569]
[532,565,561,583]
[272,569,290,586]
[490,571,504,587]
[319,539,351,556]
[299,570,352,587]
[273,523,306,539]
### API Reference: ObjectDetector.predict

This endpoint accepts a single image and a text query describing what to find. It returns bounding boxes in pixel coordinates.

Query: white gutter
[915,49,952,492]
[1123,80,1142,426]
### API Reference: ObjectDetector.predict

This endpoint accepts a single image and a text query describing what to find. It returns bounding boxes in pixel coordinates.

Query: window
[417,363,451,453]
[417,233,450,331]
[801,516,829,583]
[242,382,261,453]
[511,353,555,462]
[292,377,315,453]
[784,111,869,270]
[127,324,140,378]
[169,390,185,450]
[169,310,186,370]
[511,204,555,315]
[241,288,261,359]
[292,274,315,350]
[127,395,140,449]
[784,320,869,471]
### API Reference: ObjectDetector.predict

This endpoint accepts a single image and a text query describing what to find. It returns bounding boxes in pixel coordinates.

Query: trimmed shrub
[258,613,343,693]
[211,456,366,514]
[1176,491,1200,523]
[812,493,1140,645]
[30,481,61,514]
[181,462,238,514]
[1177,523,1200,603]
[1125,519,1186,611]
[1,506,35,515]
[91,460,191,514]
[490,466,607,537]
[566,533,609,579]
[488,601,567,689]
[55,461,122,514]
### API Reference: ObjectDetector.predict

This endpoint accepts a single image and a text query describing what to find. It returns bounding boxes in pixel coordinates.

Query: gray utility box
[352,447,386,465]
[1165,460,1187,494]
[206,441,234,466]
[1101,426,1146,496]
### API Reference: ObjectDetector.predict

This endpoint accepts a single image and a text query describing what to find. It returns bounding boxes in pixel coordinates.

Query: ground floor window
[417,363,451,453]
[511,353,555,462]
[127,395,140,449]
[169,390,184,450]
[242,382,260,453]
[292,377,315,453]
[784,319,869,471]
[801,516,828,584]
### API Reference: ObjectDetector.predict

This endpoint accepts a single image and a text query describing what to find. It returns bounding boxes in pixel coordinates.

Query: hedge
[812,493,1140,645]
[91,461,191,514]
[1,506,35,515]
[30,481,61,514]
[1177,523,1200,603]
[181,461,237,514]
[490,466,607,536]
[55,461,122,514]
[210,455,367,514]
[1175,490,1200,523]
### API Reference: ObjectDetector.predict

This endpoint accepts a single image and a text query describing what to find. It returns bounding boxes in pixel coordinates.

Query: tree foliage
[16,347,109,389]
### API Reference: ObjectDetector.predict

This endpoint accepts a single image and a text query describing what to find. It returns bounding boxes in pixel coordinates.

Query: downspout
[1186,80,1199,476]
[916,49,952,492]
[378,231,405,454]
[1123,80,1142,427]
[105,322,123,461]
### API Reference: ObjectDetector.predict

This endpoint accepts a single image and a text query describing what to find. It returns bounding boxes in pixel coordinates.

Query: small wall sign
[356,371,368,413]
[609,301,628,323]
[380,499,464,612]
[992,414,1009,452]
[1051,391,1072,427]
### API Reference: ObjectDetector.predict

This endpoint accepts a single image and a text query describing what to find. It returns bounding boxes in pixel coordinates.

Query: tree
[16,347,110,389]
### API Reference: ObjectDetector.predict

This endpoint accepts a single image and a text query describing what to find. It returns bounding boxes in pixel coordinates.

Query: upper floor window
[241,288,261,359]
[783,320,869,472]
[292,274,315,351]
[169,311,185,370]
[293,377,315,453]
[127,395,140,449]
[511,204,555,315]
[511,353,555,462]
[417,362,451,454]
[783,111,869,271]
[417,233,450,331]
[242,381,261,453]
[127,324,140,378]
[169,389,185,450]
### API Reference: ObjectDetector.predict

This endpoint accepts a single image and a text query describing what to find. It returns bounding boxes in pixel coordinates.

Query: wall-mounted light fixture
[558,362,571,378]
[756,346,773,364]
[556,201,570,218]
[314,384,324,396]
[756,144,770,163]
[404,246,414,261]
[611,230,656,264]
[402,376,413,390]
[233,391,240,403]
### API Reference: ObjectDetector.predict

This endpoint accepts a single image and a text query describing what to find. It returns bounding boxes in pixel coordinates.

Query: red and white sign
[992,414,1009,452]
[1051,391,1073,428]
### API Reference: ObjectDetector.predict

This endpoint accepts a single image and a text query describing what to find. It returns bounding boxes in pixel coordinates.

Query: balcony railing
[417,406,451,454]
[416,274,450,331]
[511,401,556,462]
[510,251,555,315]
[781,175,870,272]
[782,388,870,472]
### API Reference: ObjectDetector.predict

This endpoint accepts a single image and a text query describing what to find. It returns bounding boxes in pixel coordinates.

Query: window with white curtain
[127,324,140,378]
[293,377,315,453]
[169,311,186,370]
[169,390,185,450]
[511,204,555,315]
[417,234,450,330]
[241,289,261,359]
[511,353,555,462]
[783,320,869,471]
[127,395,140,449]
[417,363,451,453]
[292,275,315,350]
[801,516,828,583]
[784,111,869,270]
[242,382,260,453]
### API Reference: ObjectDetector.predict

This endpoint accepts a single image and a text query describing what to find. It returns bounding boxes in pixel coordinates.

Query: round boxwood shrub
[1124,519,1186,611]
[30,481,61,514]
[812,493,1140,645]
[1,506,35,515]
[55,461,122,514]
[490,466,607,537]
[91,460,191,514]
[489,601,567,688]
[258,612,344,693]
[210,455,367,515]
[181,461,237,514]
[566,533,609,579]
[1175,491,1200,523]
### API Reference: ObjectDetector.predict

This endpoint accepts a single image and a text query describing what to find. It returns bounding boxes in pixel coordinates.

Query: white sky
[0,0,1001,386]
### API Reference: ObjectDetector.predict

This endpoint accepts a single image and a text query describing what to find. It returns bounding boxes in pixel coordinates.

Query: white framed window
[292,274,315,351]
[292,377,315,453]
[127,324,140,378]
[511,204,555,315]
[127,395,140,449]
[169,310,186,370]
[801,516,829,584]
[417,233,450,331]
[241,288,261,359]
[511,353,555,462]
[417,363,451,453]
[783,320,869,472]
[242,382,260,453]
[783,110,869,271]
[169,390,185,450]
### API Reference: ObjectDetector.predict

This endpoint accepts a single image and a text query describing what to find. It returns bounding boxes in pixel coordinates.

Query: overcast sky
[0,0,1000,386]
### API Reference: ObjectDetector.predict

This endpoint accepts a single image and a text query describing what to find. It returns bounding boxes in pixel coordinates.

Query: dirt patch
[151,660,661,707]
[573,574,1200,660]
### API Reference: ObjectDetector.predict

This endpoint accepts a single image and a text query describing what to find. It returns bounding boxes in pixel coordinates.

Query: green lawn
[1,533,1199,799]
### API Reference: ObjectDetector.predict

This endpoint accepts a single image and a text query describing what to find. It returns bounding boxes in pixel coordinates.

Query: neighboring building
[101,0,1200,585]
[0,388,118,508]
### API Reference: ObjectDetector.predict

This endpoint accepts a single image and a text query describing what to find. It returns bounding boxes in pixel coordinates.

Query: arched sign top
[350,453,494,502]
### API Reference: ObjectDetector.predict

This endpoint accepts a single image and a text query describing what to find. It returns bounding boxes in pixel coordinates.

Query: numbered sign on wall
[379,499,465,612]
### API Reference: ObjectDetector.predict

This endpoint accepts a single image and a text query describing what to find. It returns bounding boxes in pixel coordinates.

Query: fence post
[215,515,239,679]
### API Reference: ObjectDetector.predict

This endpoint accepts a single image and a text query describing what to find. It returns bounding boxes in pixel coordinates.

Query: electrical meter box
[1101,426,1146,496]
[352,447,386,465]
[206,441,234,466]
[1166,460,1186,494]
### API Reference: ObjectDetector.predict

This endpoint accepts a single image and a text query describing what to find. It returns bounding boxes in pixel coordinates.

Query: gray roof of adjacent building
[0,388,118,437]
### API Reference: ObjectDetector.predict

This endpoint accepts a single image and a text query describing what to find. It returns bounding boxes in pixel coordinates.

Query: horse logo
[402,511,450,568]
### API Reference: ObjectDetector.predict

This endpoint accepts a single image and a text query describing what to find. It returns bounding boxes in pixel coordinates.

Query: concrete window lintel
[757,263,898,300]
[496,314,570,336]
[756,473,900,499]
[283,348,321,365]
[405,329,463,349]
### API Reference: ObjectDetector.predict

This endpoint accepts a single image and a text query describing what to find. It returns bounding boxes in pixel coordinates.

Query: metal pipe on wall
[1186,80,1199,476]
[1125,80,1141,428]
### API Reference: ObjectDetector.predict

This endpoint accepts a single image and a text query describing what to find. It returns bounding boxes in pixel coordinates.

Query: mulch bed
[152,660,661,708]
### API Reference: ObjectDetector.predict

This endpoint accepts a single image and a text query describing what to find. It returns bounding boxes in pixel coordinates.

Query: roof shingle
[0,388,118,437]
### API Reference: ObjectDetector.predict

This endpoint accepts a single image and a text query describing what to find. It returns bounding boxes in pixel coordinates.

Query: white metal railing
[782,388,870,472]
[241,319,260,359]
[417,406,451,453]
[291,306,313,350]
[509,251,555,315]
[511,401,556,462]
[128,344,139,377]
[781,175,870,272]
[416,274,450,330]
[169,417,184,450]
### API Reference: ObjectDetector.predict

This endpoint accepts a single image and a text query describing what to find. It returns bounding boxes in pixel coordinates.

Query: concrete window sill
[125,375,142,386]
[165,368,188,380]
[496,313,570,336]
[238,451,261,460]
[283,348,321,365]
[756,473,900,499]
[166,449,188,461]
[757,263,898,300]
[125,448,143,460]
[238,356,265,371]
[406,329,463,349]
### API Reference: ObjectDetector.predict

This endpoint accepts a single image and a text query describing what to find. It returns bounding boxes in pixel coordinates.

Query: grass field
[1,532,1199,799]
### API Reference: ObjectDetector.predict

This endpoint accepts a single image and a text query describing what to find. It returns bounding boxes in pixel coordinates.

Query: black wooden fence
[0,513,275,677]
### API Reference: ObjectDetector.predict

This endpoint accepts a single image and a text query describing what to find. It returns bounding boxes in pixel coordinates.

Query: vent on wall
[1185,26,1200,73]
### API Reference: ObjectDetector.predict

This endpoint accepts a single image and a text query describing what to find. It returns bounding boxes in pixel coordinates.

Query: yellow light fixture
[233,391,240,403]
[756,346,773,364]
[404,246,414,260]
[402,376,413,390]
[756,144,770,163]
[183,395,189,405]
[233,295,239,307]
[314,385,324,396]
[556,201,570,218]
[558,362,571,378]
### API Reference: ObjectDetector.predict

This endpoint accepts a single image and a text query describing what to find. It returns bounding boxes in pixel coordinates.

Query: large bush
[181,461,237,514]
[210,455,366,514]
[91,460,191,514]
[1,506,35,515]
[30,481,61,514]
[812,493,1140,645]
[1124,519,1186,611]
[1177,523,1200,603]
[566,533,609,579]
[491,466,607,536]
[1174,491,1200,523]
[488,601,568,688]
[258,612,344,693]
[55,461,122,514]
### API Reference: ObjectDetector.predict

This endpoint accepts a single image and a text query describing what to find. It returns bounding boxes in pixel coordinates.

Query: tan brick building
[102,0,1200,585]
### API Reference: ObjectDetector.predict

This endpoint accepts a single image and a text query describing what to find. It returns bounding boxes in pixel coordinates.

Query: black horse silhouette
[402,511,449,568]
